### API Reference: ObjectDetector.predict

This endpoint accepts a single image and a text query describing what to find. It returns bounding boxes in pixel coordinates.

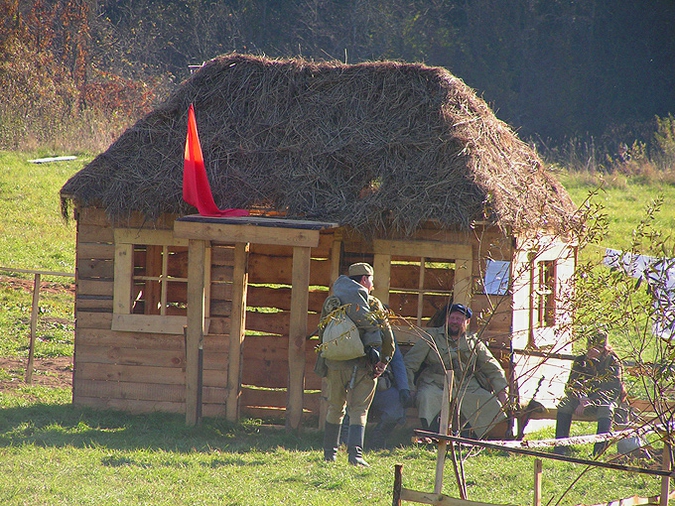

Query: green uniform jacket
[404,327,508,437]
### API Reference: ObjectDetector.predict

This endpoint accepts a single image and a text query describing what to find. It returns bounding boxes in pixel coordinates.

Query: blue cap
[449,303,472,319]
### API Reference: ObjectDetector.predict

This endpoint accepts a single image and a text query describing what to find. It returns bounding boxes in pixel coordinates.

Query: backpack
[318,306,365,361]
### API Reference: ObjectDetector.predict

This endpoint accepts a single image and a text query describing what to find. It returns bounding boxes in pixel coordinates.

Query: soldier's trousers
[325,366,376,426]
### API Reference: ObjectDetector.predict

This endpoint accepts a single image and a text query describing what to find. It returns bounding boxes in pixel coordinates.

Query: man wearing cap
[554,330,625,456]
[318,262,395,466]
[404,303,509,438]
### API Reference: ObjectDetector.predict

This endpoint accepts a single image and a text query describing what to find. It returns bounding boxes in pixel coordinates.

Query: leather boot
[368,419,397,450]
[347,425,369,467]
[593,417,612,456]
[323,422,341,462]
[553,412,573,455]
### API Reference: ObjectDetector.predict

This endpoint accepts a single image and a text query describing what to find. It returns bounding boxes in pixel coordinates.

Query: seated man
[404,303,509,438]
[554,329,625,456]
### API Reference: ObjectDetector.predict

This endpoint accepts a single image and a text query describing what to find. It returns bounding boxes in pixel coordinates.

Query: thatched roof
[61,53,577,238]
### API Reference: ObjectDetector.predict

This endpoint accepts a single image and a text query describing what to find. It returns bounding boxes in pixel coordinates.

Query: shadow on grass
[0,402,323,454]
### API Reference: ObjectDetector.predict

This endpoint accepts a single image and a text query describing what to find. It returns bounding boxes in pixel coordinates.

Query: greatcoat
[404,326,508,438]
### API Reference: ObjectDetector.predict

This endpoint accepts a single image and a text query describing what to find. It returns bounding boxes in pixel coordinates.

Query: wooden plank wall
[240,231,334,423]
[73,207,229,416]
[73,208,527,424]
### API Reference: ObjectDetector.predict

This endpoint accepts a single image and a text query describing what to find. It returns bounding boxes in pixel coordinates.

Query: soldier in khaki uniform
[404,303,509,438]
[316,263,395,466]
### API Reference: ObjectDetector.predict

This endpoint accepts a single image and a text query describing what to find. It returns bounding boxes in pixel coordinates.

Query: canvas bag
[320,311,365,361]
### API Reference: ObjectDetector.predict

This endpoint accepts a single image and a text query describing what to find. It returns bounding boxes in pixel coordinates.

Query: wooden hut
[60,54,580,430]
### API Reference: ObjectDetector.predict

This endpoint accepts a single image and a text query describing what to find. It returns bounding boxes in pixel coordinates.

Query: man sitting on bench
[554,329,626,456]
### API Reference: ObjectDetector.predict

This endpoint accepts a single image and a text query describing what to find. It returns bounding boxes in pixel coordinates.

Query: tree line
[2,0,674,155]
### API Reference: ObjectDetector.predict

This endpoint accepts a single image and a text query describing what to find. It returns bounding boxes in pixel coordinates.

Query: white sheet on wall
[484,260,510,295]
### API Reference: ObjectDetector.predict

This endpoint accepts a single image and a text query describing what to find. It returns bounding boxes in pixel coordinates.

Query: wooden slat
[209,300,232,317]
[77,258,114,279]
[76,296,113,311]
[185,239,207,425]
[287,246,311,430]
[75,363,185,385]
[246,285,327,312]
[74,396,185,415]
[75,329,231,355]
[115,228,187,247]
[75,344,186,367]
[75,380,225,405]
[227,242,249,421]
[78,224,114,243]
[245,311,320,336]
[77,279,113,297]
[210,283,233,301]
[211,245,235,265]
[174,219,323,247]
[248,254,332,285]
[211,265,234,282]
[112,314,191,335]
[77,242,115,260]
[76,311,113,329]
[374,239,472,261]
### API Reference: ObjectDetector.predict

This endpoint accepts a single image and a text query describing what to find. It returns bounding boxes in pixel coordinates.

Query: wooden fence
[0,267,75,384]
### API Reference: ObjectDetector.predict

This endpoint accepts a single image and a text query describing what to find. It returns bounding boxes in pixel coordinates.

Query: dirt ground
[0,275,75,392]
[0,356,73,391]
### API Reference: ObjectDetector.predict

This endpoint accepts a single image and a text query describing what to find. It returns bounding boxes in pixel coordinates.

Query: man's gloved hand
[399,389,412,408]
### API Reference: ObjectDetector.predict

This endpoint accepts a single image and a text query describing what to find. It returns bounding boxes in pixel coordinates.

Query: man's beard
[447,326,460,337]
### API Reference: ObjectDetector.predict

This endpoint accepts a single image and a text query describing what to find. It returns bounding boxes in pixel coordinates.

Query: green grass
[0,151,85,359]
[557,171,675,253]
[0,388,665,505]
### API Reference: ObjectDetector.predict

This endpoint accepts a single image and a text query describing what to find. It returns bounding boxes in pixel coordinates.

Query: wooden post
[434,371,454,495]
[226,242,249,422]
[393,464,403,506]
[660,443,671,506]
[533,458,543,506]
[186,239,207,426]
[25,272,41,384]
[286,245,311,431]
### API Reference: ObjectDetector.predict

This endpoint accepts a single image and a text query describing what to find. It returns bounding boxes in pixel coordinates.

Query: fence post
[660,443,671,506]
[533,458,542,506]
[25,272,41,384]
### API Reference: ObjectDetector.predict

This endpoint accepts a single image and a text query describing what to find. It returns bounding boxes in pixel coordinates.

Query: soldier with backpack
[315,263,395,466]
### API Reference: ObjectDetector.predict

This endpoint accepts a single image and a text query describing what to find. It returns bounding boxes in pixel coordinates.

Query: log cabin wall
[73,207,233,416]
[237,231,335,423]
[72,207,569,423]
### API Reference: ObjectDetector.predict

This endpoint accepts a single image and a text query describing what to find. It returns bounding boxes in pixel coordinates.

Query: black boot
[593,417,612,456]
[368,419,397,450]
[340,415,350,446]
[323,422,342,462]
[553,412,573,455]
[347,425,369,467]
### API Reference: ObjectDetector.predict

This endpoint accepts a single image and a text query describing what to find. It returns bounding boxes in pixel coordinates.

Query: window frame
[112,228,211,334]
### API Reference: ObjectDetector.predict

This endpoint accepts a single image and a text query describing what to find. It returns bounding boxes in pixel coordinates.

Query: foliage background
[1,0,674,156]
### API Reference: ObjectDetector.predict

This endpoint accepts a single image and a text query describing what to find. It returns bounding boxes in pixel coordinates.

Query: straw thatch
[61,53,577,238]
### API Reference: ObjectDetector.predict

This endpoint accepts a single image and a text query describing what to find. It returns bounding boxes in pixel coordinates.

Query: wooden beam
[533,459,542,506]
[185,239,207,426]
[174,219,326,248]
[25,273,41,384]
[373,252,392,305]
[286,246,311,431]
[434,371,454,495]
[227,242,249,421]
[660,443,671,506]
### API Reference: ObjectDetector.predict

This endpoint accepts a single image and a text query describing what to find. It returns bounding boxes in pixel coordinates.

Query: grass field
[0,151,673,505]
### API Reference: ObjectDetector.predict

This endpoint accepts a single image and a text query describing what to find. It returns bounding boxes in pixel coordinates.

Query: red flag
[183,104,249,217]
